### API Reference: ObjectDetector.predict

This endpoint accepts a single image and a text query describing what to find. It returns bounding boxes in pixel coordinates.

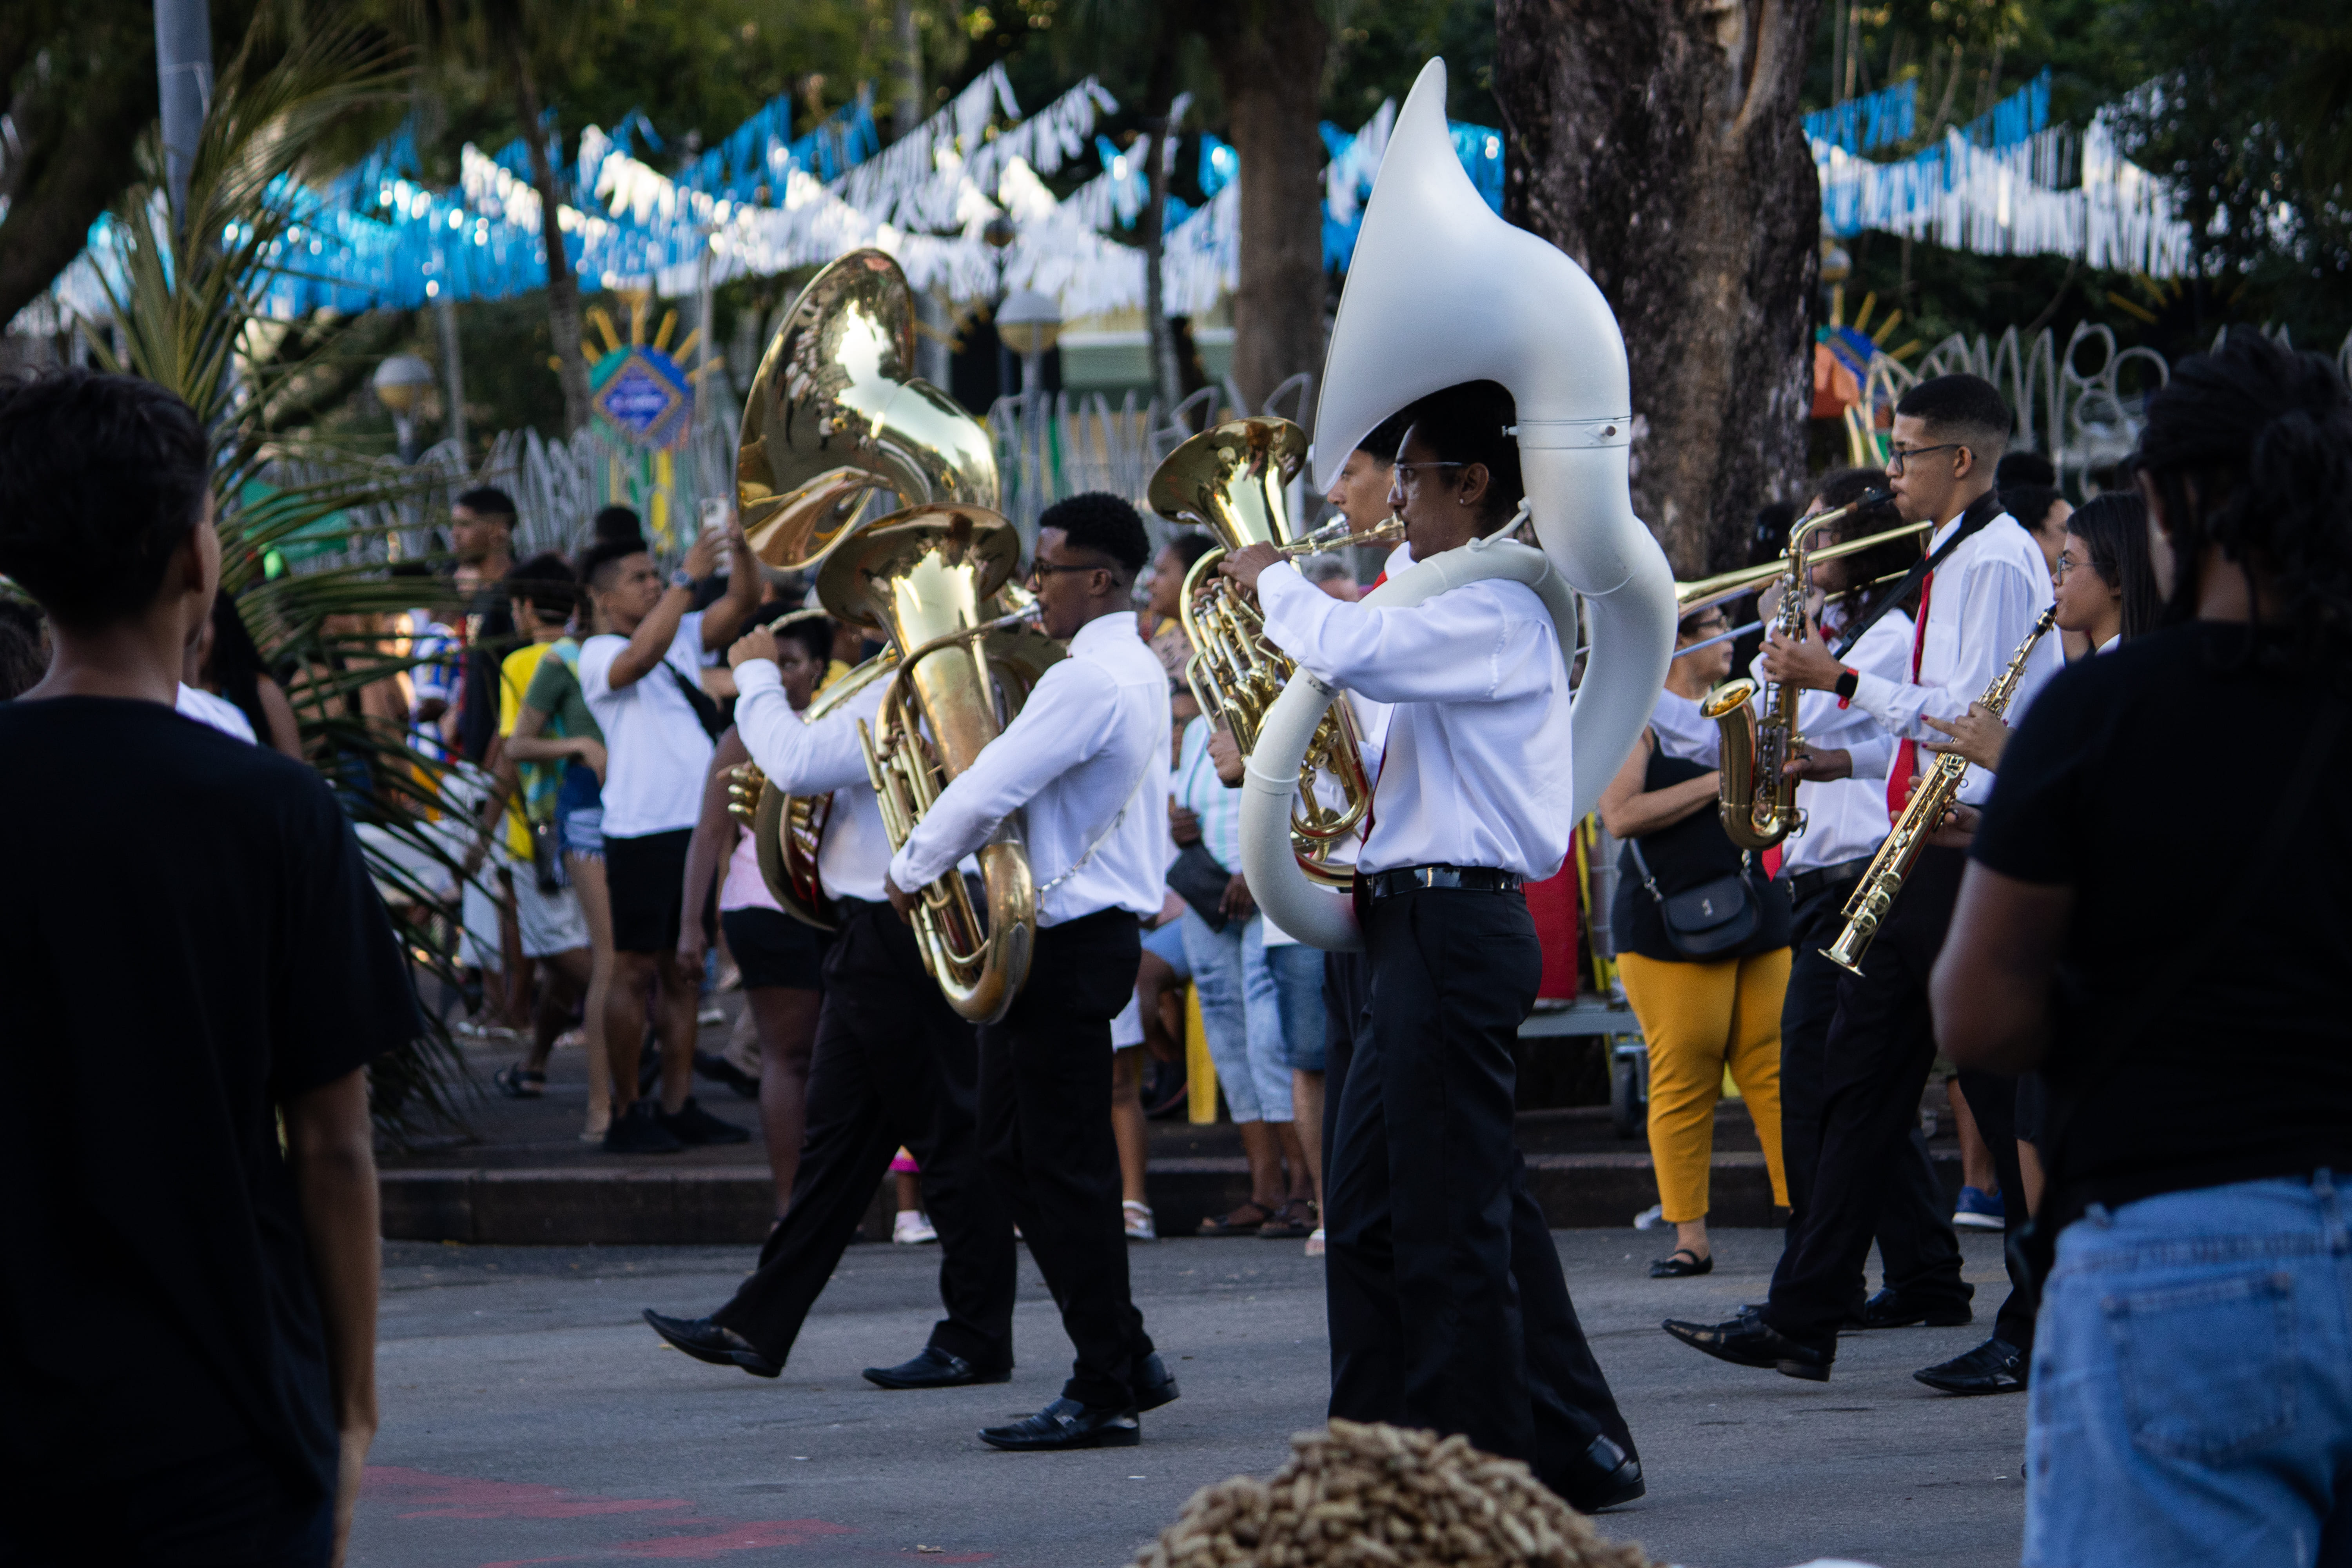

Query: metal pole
[153,0,215,224]
[435,298,468,455]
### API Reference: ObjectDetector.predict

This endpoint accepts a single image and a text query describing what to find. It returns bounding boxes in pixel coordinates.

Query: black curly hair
[2134,328,2352,680]
[1038,492,1150,577]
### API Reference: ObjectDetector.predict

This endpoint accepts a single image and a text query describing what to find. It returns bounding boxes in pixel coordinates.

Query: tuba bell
[813,506,1065,1024]
[1234,57,1678,951]
[1149,416,1403,886]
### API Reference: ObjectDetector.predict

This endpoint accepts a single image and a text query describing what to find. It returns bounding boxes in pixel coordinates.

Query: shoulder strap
[1831,490,2002,659]
[2038,698,2346,1159]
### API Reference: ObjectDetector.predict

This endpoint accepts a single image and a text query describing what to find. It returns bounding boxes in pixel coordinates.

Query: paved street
[357,1227,2025,1568]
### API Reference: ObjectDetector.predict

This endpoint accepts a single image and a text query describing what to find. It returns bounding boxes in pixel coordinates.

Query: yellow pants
[1619,947,1792,1223]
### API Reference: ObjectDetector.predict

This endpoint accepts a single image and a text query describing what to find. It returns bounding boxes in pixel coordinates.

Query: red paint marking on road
[474,1519,860,1565]
[365,1465,694,1520]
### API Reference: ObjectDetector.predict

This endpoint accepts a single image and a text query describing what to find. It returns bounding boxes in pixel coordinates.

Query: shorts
[1140,916,1191,978]
[604,828,704,955]
[515,864,589,958]
[720,905,831,991]
[1257,940,1328,1072]
[557,760,604,859]
[459,867,504,972]
[1112,990,1144,1050]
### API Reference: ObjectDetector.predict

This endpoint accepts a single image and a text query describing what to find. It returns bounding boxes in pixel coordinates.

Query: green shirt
[521,638,602,746]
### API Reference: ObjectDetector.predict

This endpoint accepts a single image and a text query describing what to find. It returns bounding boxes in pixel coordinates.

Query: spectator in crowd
[471,554,595,1107]
[590,503,644,550]
[1936,329,2352,1562]
[1599,605,1791,1277]
[678,614,837,1221]
[502,558,617,1142]
[1172,711,1313,1236]
[0,594,45,699]
[0,368,416,1566]
[1140,531,1216,713]
[191,591,303,757]
[389,561,457,760]
[576,523,760,1152]
[449,486,519,765]
[1299,553,1359,601]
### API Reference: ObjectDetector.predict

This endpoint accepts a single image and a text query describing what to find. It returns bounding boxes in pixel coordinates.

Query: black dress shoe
[1915,1336,2027,1395]
[1131,1351,1180,1413]
[1860,1288,1974,1329]
[1648,1248,1712,1278]
[1662,1310,1832,1382]
[1559,1434,1645,1512]
[862,1346,1011,1390]
[642,1310,780,1378]
[980,1397,1140,1450]
[657,1096,751,1146]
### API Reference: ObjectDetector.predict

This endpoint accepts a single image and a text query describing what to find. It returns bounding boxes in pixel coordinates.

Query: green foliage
[1323,0,1497,125]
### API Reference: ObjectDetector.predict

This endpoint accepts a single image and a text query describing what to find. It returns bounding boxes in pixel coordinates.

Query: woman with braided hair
[1934,328,2352,1564]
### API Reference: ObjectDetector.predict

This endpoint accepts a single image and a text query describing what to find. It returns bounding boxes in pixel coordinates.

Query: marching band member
[1667,373,2060,1388]
[1766,469,1973,1329]
[884,494,1178,1452]
[1223,380,1639,1510]
[640,622,1019,1392]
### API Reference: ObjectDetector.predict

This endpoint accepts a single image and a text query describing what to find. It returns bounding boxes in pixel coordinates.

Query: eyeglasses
[1885,442,1965,475]
[2054,551,2080,582]
[1027,559,1102,583]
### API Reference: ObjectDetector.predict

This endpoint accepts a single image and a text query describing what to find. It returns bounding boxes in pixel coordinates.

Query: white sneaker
[893,1210,938,1245]
[1303,1227,1326,1258]
[1633,1203,1666,1230]
[1123,1200,1158,1241]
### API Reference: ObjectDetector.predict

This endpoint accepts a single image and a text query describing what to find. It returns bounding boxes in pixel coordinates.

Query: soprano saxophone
[1820,604,2059,976]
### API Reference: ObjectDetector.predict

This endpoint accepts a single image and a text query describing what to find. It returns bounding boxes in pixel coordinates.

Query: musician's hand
[1220,543,1284,593]
[1781,747,1853,783]
[1920,703,2010,773]
[882,873,915,924]
[1220,872,1256,923]
[1927,801,1982,849]
[1207,726,1245,788]
[728,625,777,670]
[1169,803,1203,847]
[1759,621,1845,691]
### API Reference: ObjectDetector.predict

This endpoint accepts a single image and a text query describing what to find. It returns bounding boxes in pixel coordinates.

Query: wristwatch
[669,568,698,592]
[1833,666,1860,701]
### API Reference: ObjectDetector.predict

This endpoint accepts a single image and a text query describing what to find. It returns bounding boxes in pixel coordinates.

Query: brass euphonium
[815,509,1065,1025]
[1149,416,1403,887]
[1695,491,1898,850]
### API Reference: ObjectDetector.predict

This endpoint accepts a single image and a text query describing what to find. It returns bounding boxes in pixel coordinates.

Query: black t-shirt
[1973,622,2352,1222]
[457,582,517,764]
[1611,740,1793,964]
[0,698,421,1503]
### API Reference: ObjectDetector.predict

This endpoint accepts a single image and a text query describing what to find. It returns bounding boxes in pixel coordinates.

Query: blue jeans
[2028,1171,2352,1568]
[1249,939,1328,1072]
[1180,909,1290,1123]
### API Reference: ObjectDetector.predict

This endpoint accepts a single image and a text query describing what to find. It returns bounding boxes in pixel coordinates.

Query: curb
[381,1151,1967,1246]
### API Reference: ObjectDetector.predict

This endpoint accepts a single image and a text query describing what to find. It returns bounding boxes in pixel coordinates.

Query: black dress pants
[1763,846,1972,1350]
[1324,890,1633,1492]
[712,901,1015,1370]
[1955,1066,2037,1353]
[1780,880,1968,1316]
[978,907,1154,1410]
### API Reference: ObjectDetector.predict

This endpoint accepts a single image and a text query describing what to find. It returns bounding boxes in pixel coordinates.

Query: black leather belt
[1365,864,1525,900]
[1787,855,1875,906]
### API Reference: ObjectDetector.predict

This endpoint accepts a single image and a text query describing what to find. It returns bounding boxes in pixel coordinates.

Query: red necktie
[1885,569,1934,822]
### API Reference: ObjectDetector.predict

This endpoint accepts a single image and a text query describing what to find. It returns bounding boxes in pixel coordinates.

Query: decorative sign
[591,344,692,450]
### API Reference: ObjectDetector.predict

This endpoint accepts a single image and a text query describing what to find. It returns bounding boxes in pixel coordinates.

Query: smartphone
[698,497,730,536]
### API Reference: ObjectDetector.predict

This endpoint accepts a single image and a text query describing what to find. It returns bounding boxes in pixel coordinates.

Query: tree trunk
[1137,18,1185,413]
[1495,0,1822,576]
[513,51,592,435]
[0,7,159,327]
[1200,1,1330,421]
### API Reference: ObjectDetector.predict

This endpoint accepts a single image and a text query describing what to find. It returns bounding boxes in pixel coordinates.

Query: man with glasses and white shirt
[883,493,1178,1453]
[1666,374,2060,1392]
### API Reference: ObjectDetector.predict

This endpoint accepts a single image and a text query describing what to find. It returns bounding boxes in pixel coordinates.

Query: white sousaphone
[1237,57,1678,951]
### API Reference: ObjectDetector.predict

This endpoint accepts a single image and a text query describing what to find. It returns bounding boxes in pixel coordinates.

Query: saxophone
[1821,604,2059,976]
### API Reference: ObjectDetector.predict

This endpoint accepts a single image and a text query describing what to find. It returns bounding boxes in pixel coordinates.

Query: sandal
[1197,1201,1272,1237]
[1648,1247,1713,1278]
[1258,1198,1317,1240]
[493,1063,546,1099]
[1123,1200,1158,1242]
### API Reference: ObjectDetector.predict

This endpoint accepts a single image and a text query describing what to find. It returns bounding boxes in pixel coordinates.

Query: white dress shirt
[1754,606,1912,873]
[1256,556,1574,880]
[1846,508,2060,806]
[732,661,894,903]
[890,611,1171,926]
[1650,687,1720,767]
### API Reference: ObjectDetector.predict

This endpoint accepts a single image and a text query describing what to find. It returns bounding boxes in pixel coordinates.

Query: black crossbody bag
[1626,837,1762,959]
[2009,701,2344,1306]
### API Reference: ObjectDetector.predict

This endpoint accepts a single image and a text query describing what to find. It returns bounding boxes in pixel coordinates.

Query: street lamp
[374,353,436,462]
[996,289,1061,401]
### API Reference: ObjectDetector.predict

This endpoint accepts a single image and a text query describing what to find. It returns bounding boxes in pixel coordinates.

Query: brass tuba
[815,508,1065,1024]
[1149,416,1403,887]
[1693,492,1903,849]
